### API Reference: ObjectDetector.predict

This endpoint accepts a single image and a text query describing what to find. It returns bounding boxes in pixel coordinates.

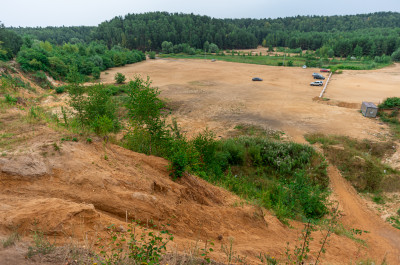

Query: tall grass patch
[306,134,399,192]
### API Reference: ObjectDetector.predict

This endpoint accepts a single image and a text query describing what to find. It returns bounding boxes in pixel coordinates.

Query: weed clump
[96,222,173,265]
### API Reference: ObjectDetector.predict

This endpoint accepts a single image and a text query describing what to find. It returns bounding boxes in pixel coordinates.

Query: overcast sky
[2,0,400,27]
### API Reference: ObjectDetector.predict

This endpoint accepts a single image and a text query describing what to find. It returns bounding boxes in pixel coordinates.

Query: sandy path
[328,166,400,263]
[100,59,391,142]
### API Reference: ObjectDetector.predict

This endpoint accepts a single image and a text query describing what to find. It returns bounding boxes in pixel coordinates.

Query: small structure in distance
[361,102,378,118]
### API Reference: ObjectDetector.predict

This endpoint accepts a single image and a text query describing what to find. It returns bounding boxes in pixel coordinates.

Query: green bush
[148,51,156,59]
[169,148,188,179]
[126,76,168,154]
[55,86,66,94]
[92,67,101,79]
[379,97,400,109]
[68,84,120,135]
[97,223,173,265]
[4,94,18,104]
[392,48,400,62]
[114,72,126,84]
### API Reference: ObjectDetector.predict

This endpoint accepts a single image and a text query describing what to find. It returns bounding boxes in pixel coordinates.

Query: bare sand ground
[100,59,391,142]
[326,63,400,103]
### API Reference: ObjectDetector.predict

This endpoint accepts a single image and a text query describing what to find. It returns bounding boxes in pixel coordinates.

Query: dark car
[252,77,263,81]
[313,74,325,80]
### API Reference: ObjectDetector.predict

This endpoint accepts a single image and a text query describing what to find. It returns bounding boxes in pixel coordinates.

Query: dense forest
[7,11,400,59]
[16,40,145,81]
[11,26,94,45]
[0,23,23,60]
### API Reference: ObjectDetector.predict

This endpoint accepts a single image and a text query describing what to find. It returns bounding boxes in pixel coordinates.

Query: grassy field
[159,53,392,71]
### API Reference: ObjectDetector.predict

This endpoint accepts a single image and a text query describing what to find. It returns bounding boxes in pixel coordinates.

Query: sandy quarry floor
[100,59,396,142]
[326,64,400,103]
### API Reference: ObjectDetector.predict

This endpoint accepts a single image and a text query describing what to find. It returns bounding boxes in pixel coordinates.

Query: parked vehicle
[320,69,330,72]
[313,74,325,80]
[252,77,263,81]
[310,81,323,86]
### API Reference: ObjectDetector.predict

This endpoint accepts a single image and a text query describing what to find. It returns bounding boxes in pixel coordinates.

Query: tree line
[4,12,400,60]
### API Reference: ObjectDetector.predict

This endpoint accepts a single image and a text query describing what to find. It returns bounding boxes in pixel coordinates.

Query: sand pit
[325,63,400,103]
[100,59,393,142]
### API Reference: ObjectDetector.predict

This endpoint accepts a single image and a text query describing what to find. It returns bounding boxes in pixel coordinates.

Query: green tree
[262,39,267,47]
[203,41,210,53]
[0,41,6,57]
[327,49,334,58]
[209,43,219,53]
[148,51,156,59]
[115,72,126,84]
[161,41,173,54]
[353,45,363,58]
[84,85,120,134]
[392,48,400,62]
[126,76,167,154]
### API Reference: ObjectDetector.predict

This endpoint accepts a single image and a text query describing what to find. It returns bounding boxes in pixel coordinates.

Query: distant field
[159,53,392,70]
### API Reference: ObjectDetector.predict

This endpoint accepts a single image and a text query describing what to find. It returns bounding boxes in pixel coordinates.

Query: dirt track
[328,166,400,263]
[100,59,394,142]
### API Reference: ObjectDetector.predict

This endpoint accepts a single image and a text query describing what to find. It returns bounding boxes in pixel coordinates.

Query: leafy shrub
[392,48,400,62]
[169,147,188,179]
[148,51,156,59]
[126,76,168,154]
[114,72,126,84]
[222,139,245,166]
[92,67,101,79]
[97,223,173,265]
[55,86,66,94]
[68,84,120,135]
[4,94,17,104]
[379,97,400,109]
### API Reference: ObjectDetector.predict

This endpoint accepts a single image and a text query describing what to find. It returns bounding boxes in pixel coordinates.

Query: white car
[310,81,323,86]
